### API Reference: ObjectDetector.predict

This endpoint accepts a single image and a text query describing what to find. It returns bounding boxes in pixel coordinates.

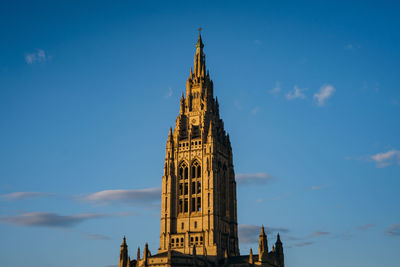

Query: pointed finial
[277,232,281,243]
[196,28,204,49]
[208,120,213,137]
[249,248,254,264]
[260,225,265,236]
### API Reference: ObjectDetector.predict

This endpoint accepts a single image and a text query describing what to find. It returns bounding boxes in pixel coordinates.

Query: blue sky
[0,1,399,266]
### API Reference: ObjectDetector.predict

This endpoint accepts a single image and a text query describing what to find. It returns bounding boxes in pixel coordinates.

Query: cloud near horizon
[310,231,330,237]
[236,173,273,185]
[385,224,400,236]
[0,192,55,201]
[0,212,108,228]
[83,188,161,205]
[84,233,111,240]
[295,241,313,247]
[357,224,375,231]
[313,84,335,106]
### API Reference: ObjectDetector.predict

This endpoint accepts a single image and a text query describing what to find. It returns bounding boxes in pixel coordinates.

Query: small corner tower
[258,226,268,263]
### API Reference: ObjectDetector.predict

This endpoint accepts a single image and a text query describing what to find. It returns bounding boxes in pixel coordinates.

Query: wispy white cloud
[286,86,307,100]
[83,188,161,205]
[236,173,273,185]
[385,224,400,236]
[269,82,281,95]
[1,192,54,201]
[25,49,49,64]
[371,149,400,168]
[313,84,335,106]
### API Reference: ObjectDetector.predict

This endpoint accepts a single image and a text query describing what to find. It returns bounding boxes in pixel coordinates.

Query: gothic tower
[159,31,239,259]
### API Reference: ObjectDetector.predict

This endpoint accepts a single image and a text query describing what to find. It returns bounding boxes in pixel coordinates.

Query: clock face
[190,115,200,126]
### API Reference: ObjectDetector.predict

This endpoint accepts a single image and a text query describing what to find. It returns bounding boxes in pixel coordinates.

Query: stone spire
[194,28,206,78]
[119,236,129,267]
[180,92,185,114]
[249,248,254,264]
[258,225,268,263]
[275,233,284,267]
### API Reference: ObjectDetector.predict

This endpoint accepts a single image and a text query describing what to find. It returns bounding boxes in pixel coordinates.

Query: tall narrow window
[184,198,188,212]
[191,198,196,212]
[197,197,201,211]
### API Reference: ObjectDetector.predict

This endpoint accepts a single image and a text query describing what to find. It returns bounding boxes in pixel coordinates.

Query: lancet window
[191,160,202,212]
[178,162,189,214]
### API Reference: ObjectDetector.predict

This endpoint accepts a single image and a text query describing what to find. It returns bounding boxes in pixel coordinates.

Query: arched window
[191,160,201,178]
[179,162,188,180]
[179,162,189,214]
[191,160,202,212]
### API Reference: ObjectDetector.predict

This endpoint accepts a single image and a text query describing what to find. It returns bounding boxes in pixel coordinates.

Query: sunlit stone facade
[118,32,284,267]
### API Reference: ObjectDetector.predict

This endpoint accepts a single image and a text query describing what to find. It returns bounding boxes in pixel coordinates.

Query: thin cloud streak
[84,233,111,240]
[84,188,161,205]
[308,185,329,191]
[0,212,107,228]
[295,241,313,247]
[310,231,330,237]
[357,224,375,231]
[236,173,273,185]
[385,224,400,236]
[1,192,55,201]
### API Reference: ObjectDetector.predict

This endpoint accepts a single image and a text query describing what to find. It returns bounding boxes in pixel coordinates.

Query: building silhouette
[118,32,284,267]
